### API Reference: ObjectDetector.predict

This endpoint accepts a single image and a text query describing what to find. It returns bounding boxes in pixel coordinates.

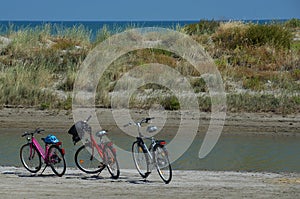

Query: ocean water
[0,19,288,40]
[0,20,196,40]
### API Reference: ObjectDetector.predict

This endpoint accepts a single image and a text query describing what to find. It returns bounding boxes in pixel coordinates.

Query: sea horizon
[0,19,291,39]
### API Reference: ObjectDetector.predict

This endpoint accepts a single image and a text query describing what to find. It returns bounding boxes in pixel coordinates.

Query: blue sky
[1,0,299,21]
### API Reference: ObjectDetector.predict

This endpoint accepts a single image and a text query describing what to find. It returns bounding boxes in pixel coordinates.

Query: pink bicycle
[20,128,66,177]
[69,116,120,179]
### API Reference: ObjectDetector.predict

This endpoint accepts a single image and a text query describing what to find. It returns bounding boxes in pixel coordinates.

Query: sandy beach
[0,108,300,198]
[0,166,299,199]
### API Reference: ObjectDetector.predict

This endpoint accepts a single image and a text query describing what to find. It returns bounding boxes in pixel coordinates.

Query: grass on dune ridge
[0,19,300,114]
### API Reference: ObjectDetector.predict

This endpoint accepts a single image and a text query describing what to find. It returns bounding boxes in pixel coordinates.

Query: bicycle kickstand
[96,163,106,176]
[142,172,151,182]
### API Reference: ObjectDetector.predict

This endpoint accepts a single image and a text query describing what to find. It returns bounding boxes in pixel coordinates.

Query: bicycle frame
[84,132,115,163]
[136,137,156,161]
[31,137,49,161]
[87,133,105,160]
[29,136,64,163]
[134,120,160,162]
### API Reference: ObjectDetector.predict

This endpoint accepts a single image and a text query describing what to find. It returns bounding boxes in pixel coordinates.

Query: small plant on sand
[161,96,180,110]
[242,76,264,91]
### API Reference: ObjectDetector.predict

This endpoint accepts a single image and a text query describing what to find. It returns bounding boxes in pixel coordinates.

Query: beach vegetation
[183,20,220,35]
[284,18,300,28]
[0,21,299,114]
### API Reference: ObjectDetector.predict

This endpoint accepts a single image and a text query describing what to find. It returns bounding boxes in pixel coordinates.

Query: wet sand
[0,108,299,136]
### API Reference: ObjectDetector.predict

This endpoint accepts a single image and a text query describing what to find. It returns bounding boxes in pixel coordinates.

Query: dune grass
[0,20,299,113]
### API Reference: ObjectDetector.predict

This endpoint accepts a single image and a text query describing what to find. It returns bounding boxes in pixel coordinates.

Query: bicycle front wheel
[75,145,104,174]
[48,145,66,177]
[154,146,172,184]
[105,146,120,179]
[20,143,42,173]
[132,141,150,178]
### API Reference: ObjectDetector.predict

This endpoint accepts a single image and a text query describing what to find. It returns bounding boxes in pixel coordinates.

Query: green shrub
[245,24,292,49]
[197,96,211,112]
[51,38,77,50]
[190,77,207,92]
[212,22,247,50]
[285,18,300,28]
[161,96,180,110]
[242,77,263,90]
[213,22,293,50]
[291,69,300,80]
[184,20,220,35]
[291,41,300,51]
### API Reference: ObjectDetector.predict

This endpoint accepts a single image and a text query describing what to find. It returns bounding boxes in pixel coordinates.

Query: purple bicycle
[20,128,66,177]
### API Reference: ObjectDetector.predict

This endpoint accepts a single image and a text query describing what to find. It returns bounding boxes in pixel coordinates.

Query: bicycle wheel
[48,145,66,177]
[105,146,120,179]
[154,146,172,184]
[132,141,150,178]
[75,145,104,174]
[20,143,42,173]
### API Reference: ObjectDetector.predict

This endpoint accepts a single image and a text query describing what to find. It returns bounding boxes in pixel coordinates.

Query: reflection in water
[1,128,300,173]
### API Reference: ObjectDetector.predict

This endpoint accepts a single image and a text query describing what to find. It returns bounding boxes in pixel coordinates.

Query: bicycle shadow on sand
[125,177,161,185]
[18,173,57,178]
[79,175,160,184]
[65,172,160,184]
[6,170,163,184]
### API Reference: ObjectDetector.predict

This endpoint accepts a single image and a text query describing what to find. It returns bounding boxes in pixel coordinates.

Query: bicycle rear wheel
[105,146,120,179]
[48,145,66,177]
[132,141,150,178]
[20,143,42,173]
[75,145,104,174]
[154,146,172,184]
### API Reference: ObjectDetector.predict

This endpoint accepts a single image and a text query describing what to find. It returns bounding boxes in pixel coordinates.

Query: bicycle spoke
[20,143,41,173]
[132,141,150,178]
[75,145,104,174]
[48,145,66,177]
[155,146,172,184]
[105,146,120,179]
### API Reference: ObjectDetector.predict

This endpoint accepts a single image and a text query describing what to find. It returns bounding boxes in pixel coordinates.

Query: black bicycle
[124,117,172,184]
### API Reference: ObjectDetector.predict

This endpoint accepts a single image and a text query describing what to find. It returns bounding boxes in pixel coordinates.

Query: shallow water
[1,128,299,173]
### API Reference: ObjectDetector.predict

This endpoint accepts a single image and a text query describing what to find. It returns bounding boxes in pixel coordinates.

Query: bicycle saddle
[146,126,158,133]
[96,130,107,137]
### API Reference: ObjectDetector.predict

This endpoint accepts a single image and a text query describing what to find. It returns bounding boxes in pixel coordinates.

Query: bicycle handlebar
[123,117,155,127]
[85,115,92,123]
[22,128,44,137]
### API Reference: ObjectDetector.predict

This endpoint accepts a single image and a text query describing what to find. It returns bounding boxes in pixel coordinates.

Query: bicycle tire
[132,141,150,178]
[75,145,104,174]
[105,146,120,179]
[154,145,172,184]
[20,143,42,173]
[48,145,66,177]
